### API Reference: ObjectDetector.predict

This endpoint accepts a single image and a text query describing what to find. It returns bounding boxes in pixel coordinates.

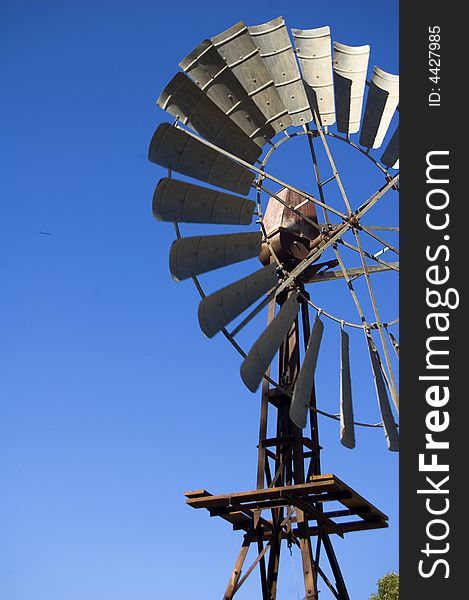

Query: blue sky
[1,1,398,598]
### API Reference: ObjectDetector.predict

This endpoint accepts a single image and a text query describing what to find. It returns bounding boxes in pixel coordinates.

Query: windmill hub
[259,187,322,268]
[348,214,360,228]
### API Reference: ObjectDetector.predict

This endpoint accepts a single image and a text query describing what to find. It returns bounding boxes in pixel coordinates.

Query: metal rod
[385,325,400,359]
[353,229,399,413]
[333,247,371,331]
[319,174,336,187]
[321,533,351,600]
[324,130,399,184]
[257,296,277,490]
[173,122,347,219]
[304,262,399,283]
[362,225,399,232]
[302,122,375,351]
[234,540,271,593]
[361,226,399,255]
[224,528,254,599]
[303,123,331,228]
[355,174,400,218]
[258,181,346,222]
[338,239,399,272]
[310,118,353,214]
[229,288,277,338]
[298,291,365,329]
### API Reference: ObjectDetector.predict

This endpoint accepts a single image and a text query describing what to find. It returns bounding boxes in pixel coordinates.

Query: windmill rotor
[149,15,399,444]
[149,15,399,600]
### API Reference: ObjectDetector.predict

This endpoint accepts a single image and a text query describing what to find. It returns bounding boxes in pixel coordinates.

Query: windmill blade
[359,67,399,149]
[148,123,255,195]
[241,293,300,392]
[292,26,335,126]
[212,21,292,133]
[157,72,262,164]
[333,42,370,135]
[153,178,256,225]
[366,334,399,451]
[169,232,262,281]
[198,263,279,338]
[340,328,355,449]
[289,313,324,428]
[179,40,276,148]
[248,17,313,126]
[381,125,399,169]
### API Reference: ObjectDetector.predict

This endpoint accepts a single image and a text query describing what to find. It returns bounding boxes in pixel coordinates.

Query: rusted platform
[185,474,388,540]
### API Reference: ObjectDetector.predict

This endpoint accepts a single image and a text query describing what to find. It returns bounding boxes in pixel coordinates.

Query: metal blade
[333,42,370,134]
[198,263,279,338]
[153,178,255,225]
[359,67,399,149]
[241,293,300,392]
[248,17,312,126]
[158,72,261,164]
[180,39,276,148]
[340,328,355,449]
[148,123,255,195]
[292,26,335,126]
[381,125,399,169]
[169,232,262,281]
[366,334,399,451]
[212,21,292,133]
[289,313,324,428]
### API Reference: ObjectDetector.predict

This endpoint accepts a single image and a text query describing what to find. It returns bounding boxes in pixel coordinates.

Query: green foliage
[369,572,399,600]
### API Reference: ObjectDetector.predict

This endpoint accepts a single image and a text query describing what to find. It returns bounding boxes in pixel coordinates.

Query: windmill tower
[149,17,399,599]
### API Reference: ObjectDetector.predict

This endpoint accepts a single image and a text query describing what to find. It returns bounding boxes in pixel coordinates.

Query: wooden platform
[185,474,388,540]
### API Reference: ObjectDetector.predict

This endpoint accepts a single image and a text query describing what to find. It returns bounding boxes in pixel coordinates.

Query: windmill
[148,17,399,600]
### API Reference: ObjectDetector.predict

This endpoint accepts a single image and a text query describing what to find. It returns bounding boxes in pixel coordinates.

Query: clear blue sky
[1,1,398,598]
